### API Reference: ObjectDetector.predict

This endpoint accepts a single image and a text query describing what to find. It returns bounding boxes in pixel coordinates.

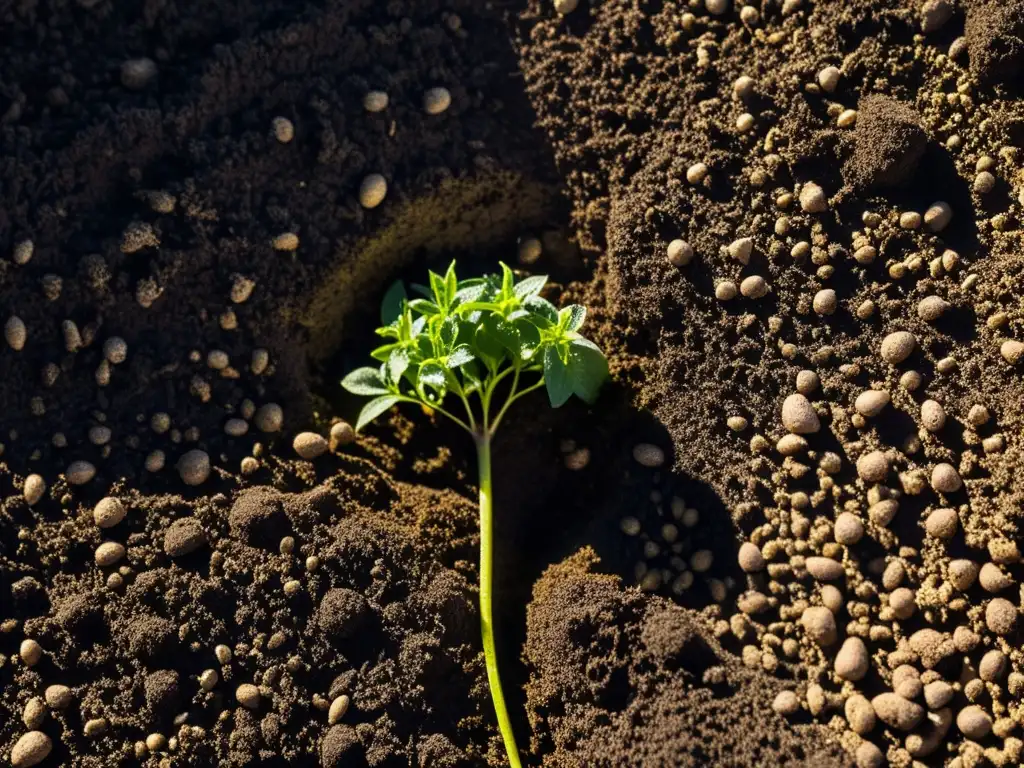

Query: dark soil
[3,0,1024,765]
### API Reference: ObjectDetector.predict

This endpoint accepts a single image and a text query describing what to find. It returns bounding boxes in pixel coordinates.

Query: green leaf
[473,323,505,371]
[418,362,448,401]
[454,283,488,306]
[440,316,459,351]
[568,337,608,404]
[491,317,521,358]
[380,280,407,326]
[387,348,410,384]
[356,395,401,431]
[561,305,587,332]
[515,319,542,359]
[500,262,515,300]
[342,367,390,395]
[447,344,475,368]
[411,315,428,337]
[461,360,483,394]
[444,261,458,305]
[543,346,573,407]
[524,296,558,325]
[375,324,400,339]
[429,271,447,307]
[370,342,402,363]
[408,299,440,316]
[514,275,547,300]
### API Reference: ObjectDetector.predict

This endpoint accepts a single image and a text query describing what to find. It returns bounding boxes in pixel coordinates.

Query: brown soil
[2,0,1023,766]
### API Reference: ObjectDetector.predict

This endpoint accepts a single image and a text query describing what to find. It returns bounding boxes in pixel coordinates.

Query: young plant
[342,261,608,767]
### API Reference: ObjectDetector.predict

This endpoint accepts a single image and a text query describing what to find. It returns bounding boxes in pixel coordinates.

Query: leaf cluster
[342,261,609,433]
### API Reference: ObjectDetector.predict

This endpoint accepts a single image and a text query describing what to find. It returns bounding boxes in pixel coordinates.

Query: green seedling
[342,261,608,767]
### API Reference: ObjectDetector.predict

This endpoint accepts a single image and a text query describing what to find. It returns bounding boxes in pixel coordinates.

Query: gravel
[236,683,262,710]
[871,693,924,731]
[835,637,869,681]
[255,403,284,433]
[880,331,916,363]
[781,393,820,434]
[359,174,388,209]
[11,731,52,768]
[800,606,837,646]
[23,474,46,506]
[293,432,329,459]
[177,450,212,485]
[423,87,452,115]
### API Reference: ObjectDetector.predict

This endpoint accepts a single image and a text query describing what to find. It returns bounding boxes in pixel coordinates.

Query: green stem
[475,435,523,768]
[489,378,544,435]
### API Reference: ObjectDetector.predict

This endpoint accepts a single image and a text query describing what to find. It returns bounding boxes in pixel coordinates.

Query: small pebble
[957,705,992,739]
[45,685,72,710]
[817,66,840,93]
[930,463,962,493]
[553,0,578,13]
[363,90,389,113]
[200,669,219,691]
[872,693,925,731]
[853,245,877,265]
[66,460,96,485]
[974,170,995,193]
[423,87,452,115]
[715,281,738,301]
[738,542,765,572]
[22,698,46,729]
[329,421,356,451]
[924,680,954,710]
[855,390,890,417]
[833,512,864,545]
[23,474,46,506]
[947,560,978,591]
[917,295,950,321]
[12,240,34,265]
[633,443,665,468]
[795,370,819,394]
[880,331,916,364]
[328,694,351,724]
[835,637,869,681]
[518,237,542,265]
[667,239,694,266]
[10,731,52,768]
[837,109,857,128]
[236,683,261,710]
[781,393,820,434]
[845,694,876,735]
[95,541,126,567]
[84,718,108,737]
[806,556,843,581]
[255,403,284,433]
[978,562,1012,592]
[985,597,1017,635]
[20,638,43,666]
[801,606,837,646]
[272,232,299,251]
[924,201,952,232]
[5,316,27,351]
[1001,340,1024,364]
[799,182,827,213]
[921,0,953,31]
[121,58,157,90]
[215,644,233,664]
[925,507,957,539]
[979,649,1007,682]
[857,450,889,483]
[772,690,800,715]
[177,450,211,486]
[739,275,767,298]
[293,432,328,460]
[812,289,837,315]
[271,116,294,143]
[727,237,753,264]
[733,76,755,99]
[855,742,885,768]
[920,400,946,431]
[359,174,388,209]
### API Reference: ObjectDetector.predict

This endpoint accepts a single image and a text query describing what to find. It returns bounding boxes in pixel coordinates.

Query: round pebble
[632,443,665,468]
[924,201,952,232]
[328,694,351,724]
[917,295,950,322]
[667,239,694,266]
[740,275,767,298]
[854,390,890,417]
[715,281,738,301]
[20,639,43,666]
[978,562,1012,592]
[23,474,46,506]
[200,669,219,691]
[801,606,837,646]
[835,637,869,681]
[44,685,72,709]
[920,400,946,431]
[95,541,126,567]
[215,644,232,664]
[817,66,840,92]
[868,499,899,526]
[11,731,52,768]
[812,289,837,315]
[12,240,34,266]
[271,116,294,143]
[103,336,127,364]
[66,460,96,485]
[880,331,916,363]
[738,542,765,572]
[5,315,27,350]
[985,597,1017,635]
[806,556,843,581]
[799,182,827,213]
[772,690,800,715]
[121,58,157,90]
[853,245,877,264]
[925,507,957,539]
[872,692,924,731]
[924,680,954,709]
[1001,340,1024,364]
[930,463,962,493]
[553,0,579,13]
[781,393,820,434]
[330,421,356,451]
[979,649,1007,682]
[236,683,261,710]
[834,512,864,545]
[947,559,978,591]
[423,87,452,115]
[795,370,819,394]
[177,450,211,486]
[686,162,709,184]
[857,450,889,483]
[855,741,884,768]
[272,232,299,251]
[224,418,249,437]
[359,174,388,209]
[363,90,389,113]
[293,432,328,460]
[255,403,284,433]
[957,705,992,739]
[845,694,876,735]
[890,587,916,619]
